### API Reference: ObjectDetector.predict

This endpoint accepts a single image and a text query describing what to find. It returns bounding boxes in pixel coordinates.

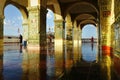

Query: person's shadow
[20,44,22,53]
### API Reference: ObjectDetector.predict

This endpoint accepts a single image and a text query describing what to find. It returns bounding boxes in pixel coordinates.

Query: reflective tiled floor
[0,43,119,80]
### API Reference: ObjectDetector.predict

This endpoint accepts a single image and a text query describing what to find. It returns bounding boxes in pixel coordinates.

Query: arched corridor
[0,0,120,80]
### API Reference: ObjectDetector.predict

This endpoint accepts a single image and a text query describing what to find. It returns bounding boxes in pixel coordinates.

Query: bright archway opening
[4,4,23,43]
[81,24,98,62]
[46,9,54,43]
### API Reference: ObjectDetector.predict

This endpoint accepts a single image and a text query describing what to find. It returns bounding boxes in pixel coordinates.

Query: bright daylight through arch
[82,24,97,39]
[4,4,23,36]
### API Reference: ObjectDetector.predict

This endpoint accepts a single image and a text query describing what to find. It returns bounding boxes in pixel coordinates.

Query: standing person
[19,34,23,45]
[91,36,94,43]
[91,36,94,51]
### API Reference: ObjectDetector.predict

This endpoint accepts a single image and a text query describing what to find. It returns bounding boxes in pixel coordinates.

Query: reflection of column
[54,19,64,76]
[73,27,79,64]
[78,26,82,60]
[22,49,40,80]
[22,19,28,42]
[0,15,4,80]
[65,22,73,70]
[100,0,115,80]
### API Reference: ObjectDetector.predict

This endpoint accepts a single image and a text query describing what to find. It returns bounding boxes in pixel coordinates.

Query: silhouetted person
[91,36,94,43]
[19,34,23,44]
[91,36,94,51]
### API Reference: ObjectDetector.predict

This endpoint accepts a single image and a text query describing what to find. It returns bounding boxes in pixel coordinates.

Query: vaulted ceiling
[47,0,99,28]
[5,0,99,28]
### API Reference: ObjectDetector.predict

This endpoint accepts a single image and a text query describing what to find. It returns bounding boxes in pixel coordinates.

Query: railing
[4,36,20,43]
[81,38,97,43]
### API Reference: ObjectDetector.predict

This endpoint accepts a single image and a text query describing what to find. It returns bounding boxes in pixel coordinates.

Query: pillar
[100,0,115,80]
[0,15,4,80]
[39,6,47,80]
[73,26,80,64]
[100,0,115,56]
[22,19,28,44]
[27,6,40,48]
[27,6,47,50]
[65,21,73,70]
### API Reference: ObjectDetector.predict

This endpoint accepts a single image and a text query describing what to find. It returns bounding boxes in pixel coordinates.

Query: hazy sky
[4,4,97,38]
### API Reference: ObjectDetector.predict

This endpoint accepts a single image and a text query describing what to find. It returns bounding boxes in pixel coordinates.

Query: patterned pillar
[27,6,40,47]
[100,0,115,56]
[100,0,115,80]
[22,19,28,43]
[0,15,4,80]
[27,6,47,50]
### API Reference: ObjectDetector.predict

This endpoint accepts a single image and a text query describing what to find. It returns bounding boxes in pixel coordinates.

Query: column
[22,19,28,46]
[39,6,47,80]
[100,0,114,56]
[27,6,40,48]
[0,15,4,80]
[100,0,115,80]
[39,6,47,50]
[54,19,64,76]
[65,22,73,70]
[73,26,79,64]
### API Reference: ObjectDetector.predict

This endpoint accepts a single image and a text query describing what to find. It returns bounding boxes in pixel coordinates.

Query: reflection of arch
[4,2,28,20]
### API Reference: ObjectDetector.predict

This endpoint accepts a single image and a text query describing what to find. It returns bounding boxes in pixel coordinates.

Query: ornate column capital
[27,5,40,12]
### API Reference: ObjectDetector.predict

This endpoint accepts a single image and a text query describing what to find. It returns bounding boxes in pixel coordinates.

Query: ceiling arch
[80,20,96,29]
[4,1,28,19]
[66,2,98,15]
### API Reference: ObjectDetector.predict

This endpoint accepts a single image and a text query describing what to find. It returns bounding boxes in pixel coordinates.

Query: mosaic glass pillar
[27,6,40,47]
[0,15,4,80]
[100,0,115,56]
[22,19,28,43]
[100,0,115,80]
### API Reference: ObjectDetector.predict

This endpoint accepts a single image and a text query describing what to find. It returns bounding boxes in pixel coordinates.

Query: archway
[3,4,24,80]
[46,9,54,43]
[81,24,98,62]
[4,4,23,43]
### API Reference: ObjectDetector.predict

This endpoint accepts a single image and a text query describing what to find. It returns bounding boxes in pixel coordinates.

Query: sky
[4,4,97,38]
[4,5,23,36]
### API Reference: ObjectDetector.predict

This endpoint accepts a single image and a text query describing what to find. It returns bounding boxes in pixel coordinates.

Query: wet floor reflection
[1,43,119,80]
[81,43,98,62]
